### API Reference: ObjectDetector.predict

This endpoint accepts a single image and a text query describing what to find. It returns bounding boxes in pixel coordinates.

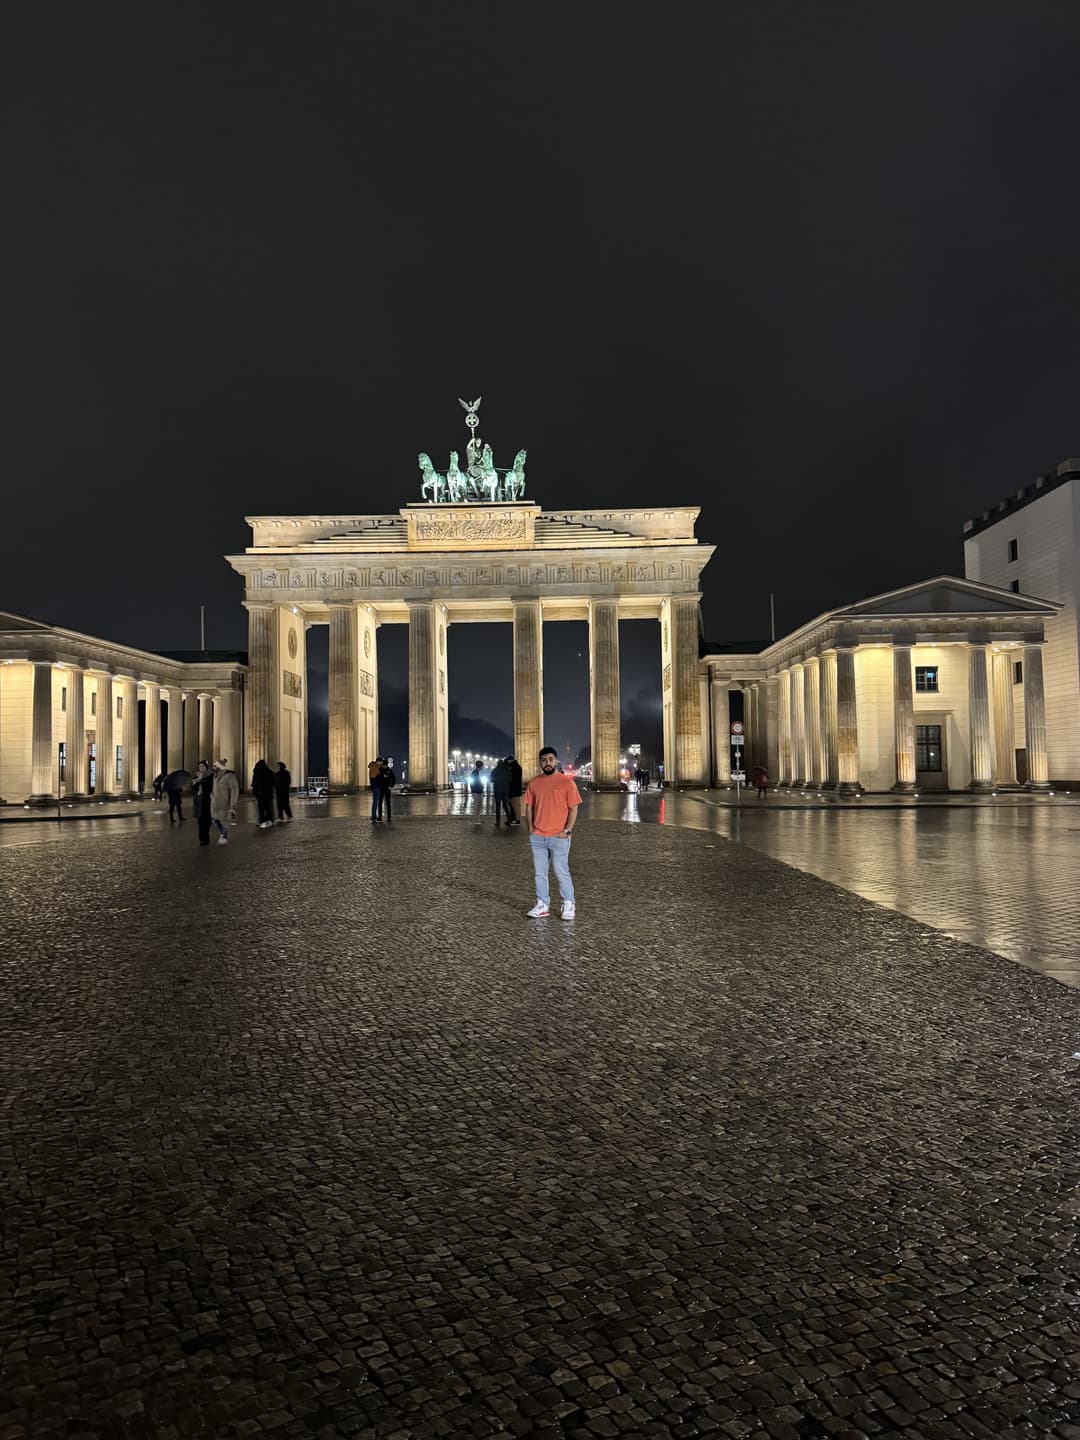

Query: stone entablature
[243,506,702,551]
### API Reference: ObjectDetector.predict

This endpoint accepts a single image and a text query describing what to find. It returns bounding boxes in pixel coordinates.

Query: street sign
[732,734,745,747]
[732,770,746,782]
[730,721,744,735]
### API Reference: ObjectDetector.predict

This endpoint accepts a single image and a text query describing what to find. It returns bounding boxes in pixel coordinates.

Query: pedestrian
[211,759,239,844]
[753,765,769,799]
[275,762,293,823]
[369,756,385,822]
[506,753,523,825]
[193,760,214,846]
[524,746,582,920]
[152,771,166,801]
[163,768,190,822]
[640,768,650,790]
[376,757,396,822]
[251,759,276,829]
[491,757,513,827]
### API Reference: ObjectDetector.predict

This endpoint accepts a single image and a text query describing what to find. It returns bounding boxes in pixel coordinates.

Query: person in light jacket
[211,761,240,844]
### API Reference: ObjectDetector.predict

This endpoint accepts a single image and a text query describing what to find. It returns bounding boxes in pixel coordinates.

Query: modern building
[0,611,245,804]
[963,458,1080,785]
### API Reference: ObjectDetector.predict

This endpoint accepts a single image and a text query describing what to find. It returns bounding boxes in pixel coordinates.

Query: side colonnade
[704,581,1057,794]
[0,616,245,804]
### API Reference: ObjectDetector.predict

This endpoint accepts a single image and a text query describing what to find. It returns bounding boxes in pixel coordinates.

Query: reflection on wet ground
[6,784,1080,986]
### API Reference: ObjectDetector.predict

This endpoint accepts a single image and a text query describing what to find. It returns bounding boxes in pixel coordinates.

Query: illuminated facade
[0,611,245,804]
[702,578,1059,793]
[963,459,1080,785]
[225,504,715,790]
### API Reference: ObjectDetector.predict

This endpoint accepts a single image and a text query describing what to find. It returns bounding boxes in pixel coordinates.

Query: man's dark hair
[538,746,557,760]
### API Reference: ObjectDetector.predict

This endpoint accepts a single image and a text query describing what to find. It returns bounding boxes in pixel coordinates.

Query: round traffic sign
[730,721,745,735]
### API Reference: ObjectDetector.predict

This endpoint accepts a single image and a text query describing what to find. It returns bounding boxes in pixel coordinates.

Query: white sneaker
[526,902,550,918]
[259,821,272,829]
[561,902,577,920]
[217,835,229,845]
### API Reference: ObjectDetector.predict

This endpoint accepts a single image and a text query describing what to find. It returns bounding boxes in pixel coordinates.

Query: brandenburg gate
[226,411,714,789]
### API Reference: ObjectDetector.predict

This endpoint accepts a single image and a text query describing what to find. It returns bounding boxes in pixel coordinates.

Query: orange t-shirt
[524,771,583,836]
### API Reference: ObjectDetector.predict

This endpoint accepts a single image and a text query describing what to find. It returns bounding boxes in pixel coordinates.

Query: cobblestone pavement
[665,794,1080,989]
[3,801,1079,1439]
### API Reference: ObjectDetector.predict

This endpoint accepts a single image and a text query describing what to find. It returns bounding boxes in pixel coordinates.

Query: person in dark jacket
[163,768,190,822]
[491,757,513,827]
[152,771,166,801]
[193,760,214,845]
[275,762,293,823]
[251,759,275,829]
[375,759,396,822]
[505,754,523,826]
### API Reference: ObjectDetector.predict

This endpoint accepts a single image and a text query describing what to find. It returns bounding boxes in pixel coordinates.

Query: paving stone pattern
[2,804,1079,1438]
[681,798,1080,988]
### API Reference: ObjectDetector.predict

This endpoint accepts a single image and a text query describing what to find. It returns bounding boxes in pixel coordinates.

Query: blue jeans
[530,834,574,906]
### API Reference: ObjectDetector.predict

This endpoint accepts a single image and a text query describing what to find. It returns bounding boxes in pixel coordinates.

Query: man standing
[491,756,512,827]
[376,757,396,822]
[211,760,240,844]
[506,753,523,826]
[275,762,293,823]
[163,767,190,822]
[523,746,582,920]
[193,760,214,846]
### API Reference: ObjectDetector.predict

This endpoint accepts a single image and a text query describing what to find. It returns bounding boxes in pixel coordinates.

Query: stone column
[408,601,439,790]
[214,690,241,772]
[671,595,707,785]
[991,651,1017,785]
[804,660,822,786]
[513,600,544,769]
[778,668,792,783]
[1022,643,1050,789]
[166,690,183,772]
[711,677,731,784]
[143,683,161,791]
[789,667,805,787]
[835,648,861,794]
[589,598,622,788]
[328,605,358,790]
[29,662,56,801]
[764,677,780,783]
[246,605,278,777]
[821,651,839,789]
[356,608,380,778]
[65,667,89,797]
[96,674,115,795]
[183,692,199,773]
[121,678,140,795]
[197,692,214,768]
[891,646,916,792]
[967,644,993,791]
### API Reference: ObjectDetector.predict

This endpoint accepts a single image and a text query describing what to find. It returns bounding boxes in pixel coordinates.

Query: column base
[891,781,916,793]
[1025,781,1051,792]
[969,780,996,793]
[836,782,864,796]
[26,794,58,806]
[818,782,837,791]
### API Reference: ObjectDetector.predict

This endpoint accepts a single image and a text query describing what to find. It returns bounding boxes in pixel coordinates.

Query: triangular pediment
[0,609,53,632]
[833,576,1059,619]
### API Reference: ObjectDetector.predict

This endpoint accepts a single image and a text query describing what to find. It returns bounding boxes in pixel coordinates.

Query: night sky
[5,4,1080,765]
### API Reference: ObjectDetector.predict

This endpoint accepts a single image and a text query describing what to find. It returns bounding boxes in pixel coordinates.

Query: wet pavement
[2,796,1079,1438]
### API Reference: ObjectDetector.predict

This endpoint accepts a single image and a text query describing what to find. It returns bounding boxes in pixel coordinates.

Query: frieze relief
[414,513,527,544]
[359,670,375,698]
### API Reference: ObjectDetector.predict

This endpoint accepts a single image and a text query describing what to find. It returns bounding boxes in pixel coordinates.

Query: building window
[915,724,943,772]
[61,686,67,712]
[915,666,939,693]
[90,691,97,716]
[116,746,123,782]
[1010,579,1020,593]
[116,695,123,719]
[1008,538,1018,563]
[1014,660,1023,685]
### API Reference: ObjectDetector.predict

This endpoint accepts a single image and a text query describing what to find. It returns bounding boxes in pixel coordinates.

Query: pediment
[0,610,53,633]
[834,576,1058,619]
